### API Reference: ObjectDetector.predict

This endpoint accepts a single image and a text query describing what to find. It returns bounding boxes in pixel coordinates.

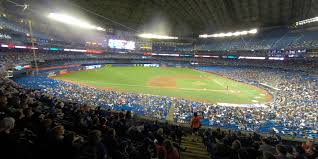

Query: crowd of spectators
[190,67,318,138]
[12,65,318,139]
[1,50,318,159]
[2,75,318,159]
[0,76,186,159]
[15,76,171,120]
[0,50,150,69]
[202,128,318,159]
[1,51,318,139]
[0,51,101,65]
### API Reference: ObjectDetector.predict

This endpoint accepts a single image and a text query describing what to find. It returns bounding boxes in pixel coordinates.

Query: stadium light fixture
[138,33,178,40]
[248,29,258,34]
[48,13,105,31]
[296,16,318,26]
[199,28,258,38]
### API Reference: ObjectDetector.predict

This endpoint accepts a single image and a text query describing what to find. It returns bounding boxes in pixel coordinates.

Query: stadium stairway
[180,136,210,159]
[166,104,176,123]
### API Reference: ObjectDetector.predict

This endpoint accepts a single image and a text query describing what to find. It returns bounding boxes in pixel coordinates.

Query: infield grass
[53,66,272,104]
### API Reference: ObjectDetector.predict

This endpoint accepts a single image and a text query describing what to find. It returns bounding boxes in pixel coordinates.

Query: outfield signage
[14,65,31,70]
[50,48,61,51]
[179,54,193,57]
[14,46,27,49]
[268,57,285,60]
[144,64,159,67]
[144,52,180,57]
[194,55,219,58]
[161,53,179,57]
[1,44,38,49]
[63,49,87,52]
[222,55,238,59]
[85,65,102,70]
[0,43,101,53]
[239,56,266,60]
[86,50,103,54]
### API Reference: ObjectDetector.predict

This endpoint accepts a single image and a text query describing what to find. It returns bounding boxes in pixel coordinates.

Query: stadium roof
[2,0,317,36]
[71,0,317,35]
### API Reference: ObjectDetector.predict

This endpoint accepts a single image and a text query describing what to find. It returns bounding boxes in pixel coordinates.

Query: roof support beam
[176,0,209,27]
[193,0,217,30]
[205,0,225,28]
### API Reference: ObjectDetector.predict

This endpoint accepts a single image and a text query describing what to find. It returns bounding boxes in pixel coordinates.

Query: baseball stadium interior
[0,0,318,159]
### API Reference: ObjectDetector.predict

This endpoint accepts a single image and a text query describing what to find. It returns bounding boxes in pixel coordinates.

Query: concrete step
[181,145,207,153]
[180,136,210,159]
[181,151,211,159]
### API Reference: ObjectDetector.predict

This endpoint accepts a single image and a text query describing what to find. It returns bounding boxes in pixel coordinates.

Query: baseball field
[53,66,272,104]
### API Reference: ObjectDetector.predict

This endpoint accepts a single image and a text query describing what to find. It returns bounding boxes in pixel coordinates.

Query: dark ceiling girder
[223,0,238,23]
[247,0,256,22]
[205,0,225,28]
[216,0,234,27]
[272,1,280,24]
[193,0,217,30]
[279,0,290,24]
[169,0,204,31]
[231,0,243,25]
[175,0,208,27]
[216,0,231,28]
[203,0,222,30]
[239,0,248,22]
[163,0,197,26]
[309,0,318,18]
[184,0,211,27]
[264,0,271,24]
[303,0,314,19]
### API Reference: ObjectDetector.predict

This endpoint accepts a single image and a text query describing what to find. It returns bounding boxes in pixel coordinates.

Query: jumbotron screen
[108,39,135,50]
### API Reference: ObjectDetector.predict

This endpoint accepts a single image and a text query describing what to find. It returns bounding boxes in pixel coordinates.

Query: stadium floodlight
[199,28,258,38]
[296,16,318,26]
[199,34,208,38]
[248,29,258,34]
[48,13,105,31]
[138,33,178,40]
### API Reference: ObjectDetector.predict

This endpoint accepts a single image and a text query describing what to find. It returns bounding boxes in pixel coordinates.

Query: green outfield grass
[53,66,272,104]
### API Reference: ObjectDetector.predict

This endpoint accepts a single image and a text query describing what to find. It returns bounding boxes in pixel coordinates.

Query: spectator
[102,128,119,158]
[163,139,179,159]
[263,151,277,159]
[307,145,318,159]
[46,125,65,159]
[229,140,248,159]
[286,145,294,159]
[80,130,107,159]
[294,145,307,159]
[0,117,17,158]
[191,112,202,142]
[0,95,8,112]
[275,144,289,159]
[259,138,276,156]
[0,116,15,133]
[62,132,81,159]
[155,138,167,159]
